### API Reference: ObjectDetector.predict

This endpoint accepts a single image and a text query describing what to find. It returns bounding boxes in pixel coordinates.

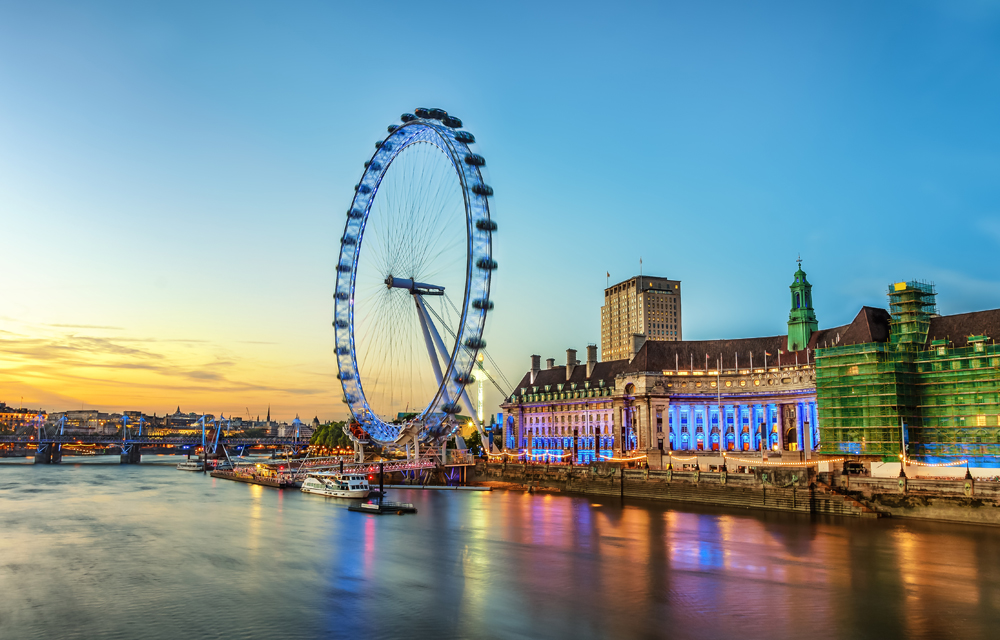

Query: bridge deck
[0,435,306,446]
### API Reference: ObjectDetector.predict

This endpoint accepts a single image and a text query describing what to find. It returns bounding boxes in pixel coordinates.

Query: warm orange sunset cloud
[0,314,340,421]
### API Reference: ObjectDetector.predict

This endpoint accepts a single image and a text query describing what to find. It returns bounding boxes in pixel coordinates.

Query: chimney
[566,349,577,381]
[546,358,555,369]
[586,345,597,378]
[530,354,541,384]
[630,333,647,363]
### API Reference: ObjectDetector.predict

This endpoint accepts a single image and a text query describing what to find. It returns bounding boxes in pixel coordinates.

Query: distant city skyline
[1,1,998,419]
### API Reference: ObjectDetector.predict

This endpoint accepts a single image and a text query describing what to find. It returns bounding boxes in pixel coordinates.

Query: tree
[310,421,350,449]
[465,430,483,455]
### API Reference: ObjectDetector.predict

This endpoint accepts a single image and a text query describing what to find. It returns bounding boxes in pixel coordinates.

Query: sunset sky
[2,1,999,421]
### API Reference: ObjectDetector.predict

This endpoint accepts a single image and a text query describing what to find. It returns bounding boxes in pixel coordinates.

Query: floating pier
[347,501,417,515]
[210,469,296,489]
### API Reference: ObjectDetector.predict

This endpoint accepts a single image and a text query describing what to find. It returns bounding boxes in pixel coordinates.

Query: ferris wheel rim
[333,112,495,444]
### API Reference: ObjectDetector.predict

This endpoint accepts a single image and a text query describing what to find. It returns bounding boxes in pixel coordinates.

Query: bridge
[1,414,308,464]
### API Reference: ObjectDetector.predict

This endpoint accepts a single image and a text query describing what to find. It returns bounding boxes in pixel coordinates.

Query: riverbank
[474,461,1000,526]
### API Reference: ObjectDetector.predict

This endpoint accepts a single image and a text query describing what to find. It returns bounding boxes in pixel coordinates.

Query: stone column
[796,402,805,458]
[734,403,742,451]
[791,403,800,453]
[811,401,819,453]
[657,401,669,468]
[613,401,623,455]
[643,397,652,450]
[501,411,509,451]
[669,405,677,452]
[776,403,785,451]
[516,408,525,449]
[803,402,813,461]
[504,410,511,451]
[758,404,769,460]
[704,402,722,451]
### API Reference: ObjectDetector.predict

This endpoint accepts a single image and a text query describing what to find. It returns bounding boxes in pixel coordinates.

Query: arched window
[795,293,801,309]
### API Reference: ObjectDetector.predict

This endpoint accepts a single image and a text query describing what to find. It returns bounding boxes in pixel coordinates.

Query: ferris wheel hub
[384,275,445,296]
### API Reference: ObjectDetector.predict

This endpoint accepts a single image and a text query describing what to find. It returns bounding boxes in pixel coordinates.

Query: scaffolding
[889,280,936,347]
[911,337,1000,460]
[816,281,1000,463]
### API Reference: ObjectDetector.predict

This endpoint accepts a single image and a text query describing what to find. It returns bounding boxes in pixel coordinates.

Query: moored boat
[300,473,371,498]
[176,459,205,471]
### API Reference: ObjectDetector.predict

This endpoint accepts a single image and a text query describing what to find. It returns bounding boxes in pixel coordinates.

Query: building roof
[511,306,901,395]
[809,306,1000,349]
[512,358,635,394]
[633,335,788,371]
[508,305,1000,398]
[927,308,1000,347]
[809,306,891,351]
[605,275,678,291]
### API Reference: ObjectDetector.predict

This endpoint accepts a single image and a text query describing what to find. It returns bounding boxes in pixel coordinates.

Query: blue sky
[1,1,998,419]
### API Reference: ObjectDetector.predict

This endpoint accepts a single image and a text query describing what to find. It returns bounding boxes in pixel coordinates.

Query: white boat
[176,459,205,471]
[300,473,371,498]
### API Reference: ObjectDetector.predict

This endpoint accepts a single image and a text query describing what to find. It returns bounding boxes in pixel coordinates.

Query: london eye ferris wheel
[334,108,496,449]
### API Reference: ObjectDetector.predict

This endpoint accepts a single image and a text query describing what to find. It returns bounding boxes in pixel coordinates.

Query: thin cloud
[46,323,124,330]
[0,329,329,412]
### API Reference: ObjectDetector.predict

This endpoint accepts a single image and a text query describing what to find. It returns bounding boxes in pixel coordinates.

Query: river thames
[1,456,999,639]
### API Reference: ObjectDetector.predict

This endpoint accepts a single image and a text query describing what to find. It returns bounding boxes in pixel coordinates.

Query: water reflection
[2,459,1000,639]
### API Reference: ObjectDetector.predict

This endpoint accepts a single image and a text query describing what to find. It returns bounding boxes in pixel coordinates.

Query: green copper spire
[787,257,818,352]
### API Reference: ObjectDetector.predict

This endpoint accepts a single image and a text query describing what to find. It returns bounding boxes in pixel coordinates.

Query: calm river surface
[2,455,1000,640]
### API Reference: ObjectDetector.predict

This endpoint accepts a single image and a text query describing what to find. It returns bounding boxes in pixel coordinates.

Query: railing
[447,449,474,465]
[0,435,307,446]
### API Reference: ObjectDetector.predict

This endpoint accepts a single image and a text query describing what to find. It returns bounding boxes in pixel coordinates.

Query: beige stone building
[601,276,682,361]
[500,337,825,469]
[500,265,891,469]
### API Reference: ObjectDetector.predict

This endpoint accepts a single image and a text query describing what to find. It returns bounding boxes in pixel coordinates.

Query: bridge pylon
[34,444,52,464]
[120,444,141,464]
[32,415,63,464]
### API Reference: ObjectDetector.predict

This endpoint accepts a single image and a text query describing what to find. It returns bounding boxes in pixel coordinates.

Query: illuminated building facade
[504,264,875,467]
[46,410,122,435]
[501,339,827,467]
[0,402,47,432]
[601,276,682,361]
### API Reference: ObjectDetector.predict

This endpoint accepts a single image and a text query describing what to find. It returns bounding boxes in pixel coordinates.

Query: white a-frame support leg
[414,295,447,400]
[413,295,485,440]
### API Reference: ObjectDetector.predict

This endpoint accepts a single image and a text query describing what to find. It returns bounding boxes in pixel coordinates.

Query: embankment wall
[475,462,1000,525]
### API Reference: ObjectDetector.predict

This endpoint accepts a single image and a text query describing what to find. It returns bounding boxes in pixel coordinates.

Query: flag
[606,271,610,278]
[765,351,773,357]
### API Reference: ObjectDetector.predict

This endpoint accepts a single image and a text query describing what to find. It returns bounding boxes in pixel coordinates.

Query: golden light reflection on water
[246,483,263,556]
